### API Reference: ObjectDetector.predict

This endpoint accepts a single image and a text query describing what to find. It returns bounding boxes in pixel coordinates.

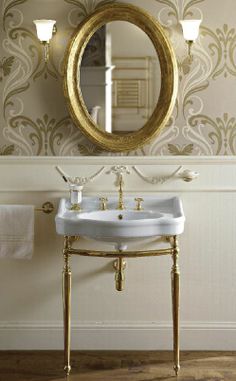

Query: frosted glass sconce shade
[33,20,56,62]
[180,19,201,62]
[33,19,56,43]
[180,20,201,42]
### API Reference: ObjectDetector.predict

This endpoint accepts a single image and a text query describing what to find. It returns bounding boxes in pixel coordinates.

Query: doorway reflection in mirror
[79,21,161,135]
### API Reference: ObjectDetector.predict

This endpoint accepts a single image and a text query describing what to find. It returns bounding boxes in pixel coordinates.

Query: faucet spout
[117,175,125,210]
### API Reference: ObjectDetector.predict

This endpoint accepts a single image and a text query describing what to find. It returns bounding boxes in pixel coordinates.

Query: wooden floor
[0,351,236,381]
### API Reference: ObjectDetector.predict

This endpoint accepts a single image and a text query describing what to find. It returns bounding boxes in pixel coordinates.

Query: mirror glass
[79,21,161,135]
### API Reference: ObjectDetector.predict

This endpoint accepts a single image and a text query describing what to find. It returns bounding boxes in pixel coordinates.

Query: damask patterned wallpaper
[0,0,236,156]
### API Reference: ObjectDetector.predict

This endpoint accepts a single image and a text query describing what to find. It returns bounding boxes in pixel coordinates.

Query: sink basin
[79,209,163,221]
[55,196,185,246]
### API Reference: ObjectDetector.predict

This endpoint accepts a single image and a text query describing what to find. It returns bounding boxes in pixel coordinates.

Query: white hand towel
[0,205,34,259]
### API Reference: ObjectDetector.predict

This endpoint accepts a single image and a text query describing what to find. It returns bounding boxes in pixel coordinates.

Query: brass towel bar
[35,201,54,214]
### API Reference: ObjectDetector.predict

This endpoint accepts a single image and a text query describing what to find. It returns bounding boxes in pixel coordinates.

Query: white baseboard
[1,321,236,350]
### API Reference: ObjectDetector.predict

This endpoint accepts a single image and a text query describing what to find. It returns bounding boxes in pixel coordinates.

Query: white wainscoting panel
[0,156,236,350]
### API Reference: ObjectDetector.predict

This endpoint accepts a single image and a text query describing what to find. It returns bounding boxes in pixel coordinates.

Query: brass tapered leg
[171,235,180,376]
[63,236,72,376]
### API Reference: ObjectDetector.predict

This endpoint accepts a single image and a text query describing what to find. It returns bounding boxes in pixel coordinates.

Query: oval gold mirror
[64,3,178,152]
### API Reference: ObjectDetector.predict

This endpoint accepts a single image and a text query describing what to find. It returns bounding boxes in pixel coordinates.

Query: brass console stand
[62,235,180,377]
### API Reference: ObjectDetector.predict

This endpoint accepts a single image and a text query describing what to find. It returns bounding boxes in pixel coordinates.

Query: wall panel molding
[2,155,236,165]
[1,321,236,350]
[1,156,236,192]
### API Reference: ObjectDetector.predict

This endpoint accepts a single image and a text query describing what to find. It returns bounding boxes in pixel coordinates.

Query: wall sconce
[33,20,56,62]
[179,19,202,62]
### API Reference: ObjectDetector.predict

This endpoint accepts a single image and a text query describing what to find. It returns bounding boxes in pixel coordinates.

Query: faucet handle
[99,197,108,211]
[134,197,144,211]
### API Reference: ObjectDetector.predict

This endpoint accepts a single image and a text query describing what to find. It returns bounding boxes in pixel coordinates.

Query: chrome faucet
[117,175,125,210]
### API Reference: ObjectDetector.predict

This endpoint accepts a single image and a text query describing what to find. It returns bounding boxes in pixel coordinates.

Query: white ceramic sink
[55,196,185,246]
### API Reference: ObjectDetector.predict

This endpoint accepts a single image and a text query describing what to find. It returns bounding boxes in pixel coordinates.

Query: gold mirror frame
[64,3,178,152]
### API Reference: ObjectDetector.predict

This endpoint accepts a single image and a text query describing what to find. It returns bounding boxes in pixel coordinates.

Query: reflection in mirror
[79,21,161,135]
